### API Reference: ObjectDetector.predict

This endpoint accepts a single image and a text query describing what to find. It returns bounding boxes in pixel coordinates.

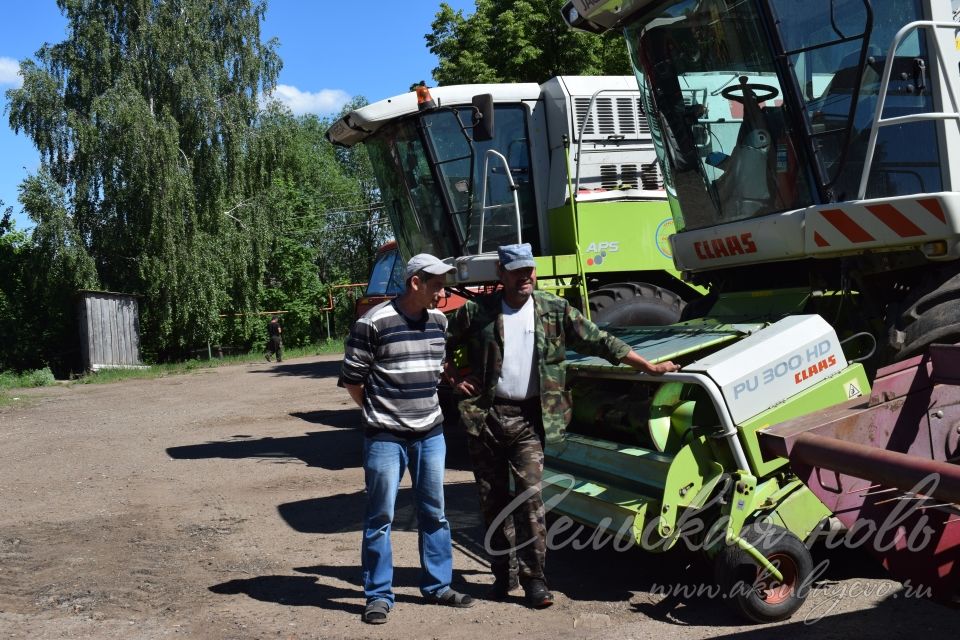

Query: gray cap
[497,243,536,271]
[405,253,455,279]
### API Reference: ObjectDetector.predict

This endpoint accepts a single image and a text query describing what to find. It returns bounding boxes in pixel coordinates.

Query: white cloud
[0,57,23,88]
[268,84,350,116]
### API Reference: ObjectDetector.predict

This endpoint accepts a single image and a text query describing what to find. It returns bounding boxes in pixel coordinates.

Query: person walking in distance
[265,316,283,362]
[445,242,680,608]
[341,253,477,625]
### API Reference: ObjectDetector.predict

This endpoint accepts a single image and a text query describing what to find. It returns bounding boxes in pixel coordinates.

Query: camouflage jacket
[445,290,631,443]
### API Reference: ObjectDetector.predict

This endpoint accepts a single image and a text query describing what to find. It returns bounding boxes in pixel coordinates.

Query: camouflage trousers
[466,398,547,584]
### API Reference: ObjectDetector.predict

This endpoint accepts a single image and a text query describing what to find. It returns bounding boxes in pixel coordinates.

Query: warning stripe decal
[918,198,946,223]
[813,197,954,249]
[866,204,926,237]
[820,209,876,243]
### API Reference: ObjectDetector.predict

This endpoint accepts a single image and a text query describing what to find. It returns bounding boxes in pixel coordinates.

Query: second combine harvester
[327,76,700,324]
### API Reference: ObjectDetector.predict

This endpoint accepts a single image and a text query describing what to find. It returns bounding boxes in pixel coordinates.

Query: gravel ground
[0,354,954,639]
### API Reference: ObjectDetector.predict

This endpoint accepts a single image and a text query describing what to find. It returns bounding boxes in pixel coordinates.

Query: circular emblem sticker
[655,218,675,259]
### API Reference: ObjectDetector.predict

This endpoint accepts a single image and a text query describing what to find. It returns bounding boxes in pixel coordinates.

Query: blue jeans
[361,433,452,606]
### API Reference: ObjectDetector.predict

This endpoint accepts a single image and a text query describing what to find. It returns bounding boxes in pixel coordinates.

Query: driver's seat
[712,77,774,217]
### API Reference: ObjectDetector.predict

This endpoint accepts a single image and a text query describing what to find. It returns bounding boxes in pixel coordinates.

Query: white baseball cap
[405,253,455,279]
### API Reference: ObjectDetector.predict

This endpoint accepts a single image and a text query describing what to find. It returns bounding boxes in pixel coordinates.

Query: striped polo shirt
[341,299,447,439]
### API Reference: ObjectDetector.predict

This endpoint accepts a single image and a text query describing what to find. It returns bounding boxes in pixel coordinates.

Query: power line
[313,219,392,231]
[280,208,386,225]
[283,202,385,218]
[285,219,392,235]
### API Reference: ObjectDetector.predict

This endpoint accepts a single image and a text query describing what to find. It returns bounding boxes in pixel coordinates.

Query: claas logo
[794,355,838,384]
[694,233,757,260]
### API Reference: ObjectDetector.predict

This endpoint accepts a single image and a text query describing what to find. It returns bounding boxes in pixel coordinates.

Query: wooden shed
[77,290,146,371]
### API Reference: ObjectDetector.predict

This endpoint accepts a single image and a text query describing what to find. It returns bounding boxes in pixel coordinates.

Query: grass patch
[72,339,345,386]
[0,367,57,391]
[0,367,56,408]
[0,341,345,392]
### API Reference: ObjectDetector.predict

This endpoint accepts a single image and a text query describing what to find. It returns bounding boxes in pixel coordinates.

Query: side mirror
[472,94,494,142]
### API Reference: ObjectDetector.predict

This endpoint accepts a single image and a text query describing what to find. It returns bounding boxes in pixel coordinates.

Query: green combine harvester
[549,0,960,621]
[332,2,960,618]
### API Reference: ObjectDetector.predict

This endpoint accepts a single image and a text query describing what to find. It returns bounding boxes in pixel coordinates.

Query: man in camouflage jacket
[445,243,678,608]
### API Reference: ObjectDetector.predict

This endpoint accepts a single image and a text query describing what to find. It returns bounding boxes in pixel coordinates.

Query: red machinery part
[759,345,960,604]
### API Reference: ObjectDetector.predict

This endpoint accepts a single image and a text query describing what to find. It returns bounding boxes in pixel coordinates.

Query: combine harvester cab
[557,0,960,619]
[328,76,701,325]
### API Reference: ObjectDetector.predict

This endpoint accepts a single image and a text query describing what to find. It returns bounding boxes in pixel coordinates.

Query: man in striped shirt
[342,253,476,624]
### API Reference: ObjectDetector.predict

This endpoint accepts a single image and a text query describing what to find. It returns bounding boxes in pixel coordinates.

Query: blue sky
[0,0,474,230]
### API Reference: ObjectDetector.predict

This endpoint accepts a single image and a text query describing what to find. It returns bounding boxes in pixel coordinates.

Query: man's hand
[622,350,680,375]
[452,375,481,397]
[443,362,481,397]
[645,360,681,375]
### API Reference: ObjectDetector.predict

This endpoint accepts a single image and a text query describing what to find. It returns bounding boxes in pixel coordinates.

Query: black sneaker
[523,579,554,608]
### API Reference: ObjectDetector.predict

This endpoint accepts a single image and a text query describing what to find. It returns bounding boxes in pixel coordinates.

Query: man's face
[500,266,536,297]
[411,272,448,310]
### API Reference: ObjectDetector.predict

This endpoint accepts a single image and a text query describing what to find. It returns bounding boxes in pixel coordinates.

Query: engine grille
[597,162,663,191]
[574,96,650,138]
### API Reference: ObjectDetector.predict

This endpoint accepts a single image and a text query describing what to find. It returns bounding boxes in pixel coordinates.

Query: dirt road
[0,355,953,639]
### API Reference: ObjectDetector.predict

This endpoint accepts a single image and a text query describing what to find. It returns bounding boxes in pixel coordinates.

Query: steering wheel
[721,77,779,104]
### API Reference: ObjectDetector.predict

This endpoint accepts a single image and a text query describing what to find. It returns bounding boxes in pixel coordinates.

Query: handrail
[478,149,521,253]
[858,20,960,199]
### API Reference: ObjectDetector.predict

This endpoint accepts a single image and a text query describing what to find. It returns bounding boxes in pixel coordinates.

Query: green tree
[0,203,28,371]
[6,0,281,361]
[426,0,631,85]
[229,100,389,350]
[1,175,100,374]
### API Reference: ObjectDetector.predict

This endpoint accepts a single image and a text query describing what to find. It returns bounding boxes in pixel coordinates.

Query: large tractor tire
[892,267,960,359]
[589,282,685,327]
[714,523,814,623]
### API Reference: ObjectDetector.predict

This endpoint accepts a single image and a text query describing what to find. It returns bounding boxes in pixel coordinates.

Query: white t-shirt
[495,296,538,400]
